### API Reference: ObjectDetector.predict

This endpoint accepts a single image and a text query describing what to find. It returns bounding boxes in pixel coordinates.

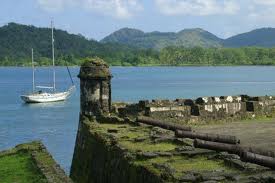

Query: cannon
[176,130,240,144]
[136,116,191,132]
[194,140,275,170]
[242,147,275,158]
[241,151,275,170]
[194,139,242,155]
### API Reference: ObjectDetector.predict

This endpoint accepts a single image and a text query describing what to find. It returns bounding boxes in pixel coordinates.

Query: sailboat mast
[51,20,56,92]
[32,48,35,92]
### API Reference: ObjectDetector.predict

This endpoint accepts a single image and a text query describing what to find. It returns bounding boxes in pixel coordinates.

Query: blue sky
[1,0,275,40]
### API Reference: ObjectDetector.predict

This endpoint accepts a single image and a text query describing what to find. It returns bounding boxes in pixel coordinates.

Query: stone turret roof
[78,57,111,79]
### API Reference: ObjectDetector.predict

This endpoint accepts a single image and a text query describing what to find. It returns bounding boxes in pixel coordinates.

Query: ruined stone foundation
[116,95,275,124]
[70,115,275,183]
[70,116,164,183]
[70,58,275,183]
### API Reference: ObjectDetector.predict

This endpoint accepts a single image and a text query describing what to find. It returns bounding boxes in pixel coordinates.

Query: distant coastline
[2,23,275,67]
[2,64,275,68]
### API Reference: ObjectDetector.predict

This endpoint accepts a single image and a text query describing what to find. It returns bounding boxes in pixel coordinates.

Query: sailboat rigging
[21,21,75,103]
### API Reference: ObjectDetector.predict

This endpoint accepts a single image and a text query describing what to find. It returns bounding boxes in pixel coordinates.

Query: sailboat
[21,21,75,103]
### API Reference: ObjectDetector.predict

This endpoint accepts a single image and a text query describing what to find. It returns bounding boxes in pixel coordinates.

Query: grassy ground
[0,152,46,183]
[0,141,72,183]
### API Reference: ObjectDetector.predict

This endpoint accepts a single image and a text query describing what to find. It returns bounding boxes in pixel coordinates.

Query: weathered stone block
[246,101,262,112]
[78,58,112,117]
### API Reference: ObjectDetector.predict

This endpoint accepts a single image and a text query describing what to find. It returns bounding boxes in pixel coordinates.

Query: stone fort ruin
[70,58,275,183]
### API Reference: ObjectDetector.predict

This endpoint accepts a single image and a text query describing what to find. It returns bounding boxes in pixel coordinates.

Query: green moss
[79,57,111,78]
[87,120,254,181]
[0,152,46,183]
[76,117,272,182]
[33,151,55,167]
[135,155,234,179]
[0,141,72,183]
[120,141,177,152]
[94,123,177,152]
[81,57,109,67]
[96,123,149,139]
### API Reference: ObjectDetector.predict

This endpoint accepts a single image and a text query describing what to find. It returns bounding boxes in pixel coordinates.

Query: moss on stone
[82,57,109,67]
[0,141,72,183]
[134,155,235,179]
[91,121,235,179]
[92,122,228,168]
[78,57,111,79]
[121,141,177,152]
[72,116,275,182]
[93,123,177,152]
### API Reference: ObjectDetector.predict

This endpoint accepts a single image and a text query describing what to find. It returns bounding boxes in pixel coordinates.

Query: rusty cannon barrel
[136,116,191,132]
[176,130,240,145]
[242,147,275,158]
[241,151,275,170]
[194,139,242,155]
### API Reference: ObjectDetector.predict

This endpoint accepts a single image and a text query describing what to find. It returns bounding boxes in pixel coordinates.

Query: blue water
[1,66,275,173]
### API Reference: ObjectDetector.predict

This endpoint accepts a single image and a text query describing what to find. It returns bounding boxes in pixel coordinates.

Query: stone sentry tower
[78,57,112,116]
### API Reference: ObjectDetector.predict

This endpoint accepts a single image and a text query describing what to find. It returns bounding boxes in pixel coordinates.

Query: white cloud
[37,0,75,12]
[37,0,142,19]
[247,0,275,22]
[84,0,143,19]
[154,0,240,16]
[253,0,275,6]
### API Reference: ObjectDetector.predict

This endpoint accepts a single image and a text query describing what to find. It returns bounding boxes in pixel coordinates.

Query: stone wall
[70,115,275,183]
[115,95,275,123]
[70,115,164,183]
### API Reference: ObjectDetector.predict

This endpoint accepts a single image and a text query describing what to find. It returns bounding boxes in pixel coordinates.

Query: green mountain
[102,27,275,49]
[0,23,140,66]
[0,23,101,59]
[101,28,222,49]
[223,28,275,47]
[2,23,275,67]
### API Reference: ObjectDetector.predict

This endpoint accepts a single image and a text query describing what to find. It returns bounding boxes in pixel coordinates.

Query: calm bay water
[1,66,275,173]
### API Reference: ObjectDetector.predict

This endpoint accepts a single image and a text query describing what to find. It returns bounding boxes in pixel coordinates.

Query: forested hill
[0,23,98,60]
[102,27,275,49]
[0,23,140,66]
[101,28,222,49]
[223,28,275,47]
[2,23,275,66]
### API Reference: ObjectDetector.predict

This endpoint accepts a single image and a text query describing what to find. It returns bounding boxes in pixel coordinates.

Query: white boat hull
[21,21,75,104]
[21,87,75,103]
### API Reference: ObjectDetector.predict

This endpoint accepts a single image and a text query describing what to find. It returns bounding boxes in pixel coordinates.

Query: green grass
[0,152,46,183]
[135,155,235,179]
[96,123,177,152]
[120,141,177,152]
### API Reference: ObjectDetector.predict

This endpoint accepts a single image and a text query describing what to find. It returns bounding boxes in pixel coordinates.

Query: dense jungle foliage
[1,23,275,66]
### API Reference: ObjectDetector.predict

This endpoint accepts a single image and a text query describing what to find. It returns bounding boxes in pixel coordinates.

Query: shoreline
[2,64,275,68]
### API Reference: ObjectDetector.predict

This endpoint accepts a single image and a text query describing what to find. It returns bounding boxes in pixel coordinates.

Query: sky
[1,0,275,41]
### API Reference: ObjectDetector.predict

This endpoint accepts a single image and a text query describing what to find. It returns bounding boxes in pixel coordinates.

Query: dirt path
[195,119,275,152]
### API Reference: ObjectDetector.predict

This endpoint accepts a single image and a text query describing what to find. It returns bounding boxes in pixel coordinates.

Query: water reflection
[21,101,67,108]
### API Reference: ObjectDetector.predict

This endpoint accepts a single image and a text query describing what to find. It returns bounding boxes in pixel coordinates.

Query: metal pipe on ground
[176,130,240,145]
[194,139,242,155]
[194,139,275,169]
[241,151,275,170]
[242,147,275,158]
[136,116,191,132]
